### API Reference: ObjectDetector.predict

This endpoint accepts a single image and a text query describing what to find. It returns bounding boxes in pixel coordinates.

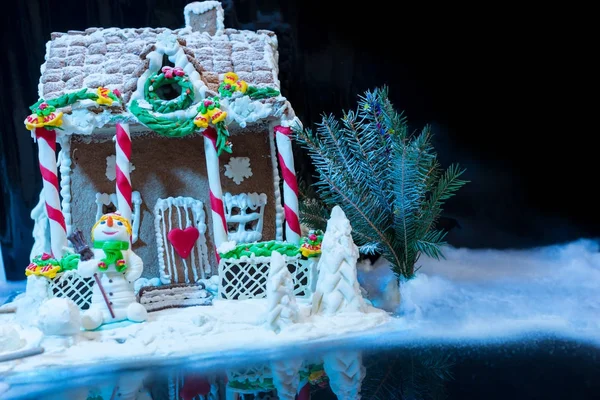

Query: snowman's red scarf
[93,240,129,272]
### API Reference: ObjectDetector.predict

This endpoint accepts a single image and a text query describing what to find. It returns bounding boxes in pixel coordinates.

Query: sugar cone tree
[265,251,299,333]
[311,206,366,315]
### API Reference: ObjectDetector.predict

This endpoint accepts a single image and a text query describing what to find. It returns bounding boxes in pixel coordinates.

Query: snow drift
[358,238,600,345]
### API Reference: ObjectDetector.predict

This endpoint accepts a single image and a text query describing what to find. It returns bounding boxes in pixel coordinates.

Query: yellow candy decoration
[211,109,227,124]
[96,87,114,105]
[223,72,239,84]
[24,111,64,131]
[39,265,61,279]
[25,263,39,276]
[194,114,209,128]
[237,80,248,94]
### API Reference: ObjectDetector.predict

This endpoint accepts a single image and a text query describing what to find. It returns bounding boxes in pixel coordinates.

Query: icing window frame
[223,192,268,243]
[94,191,142,243]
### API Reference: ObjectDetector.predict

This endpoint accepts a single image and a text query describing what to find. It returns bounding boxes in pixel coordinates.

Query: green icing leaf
[59,252,81,271]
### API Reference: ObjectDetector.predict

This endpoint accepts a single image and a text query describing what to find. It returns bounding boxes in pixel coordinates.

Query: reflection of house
[28,1,302,292]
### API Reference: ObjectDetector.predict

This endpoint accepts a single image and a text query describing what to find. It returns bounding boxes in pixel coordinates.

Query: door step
[138,283,213,312]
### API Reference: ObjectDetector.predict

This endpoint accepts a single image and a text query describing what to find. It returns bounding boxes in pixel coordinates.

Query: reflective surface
[2,337,599,400]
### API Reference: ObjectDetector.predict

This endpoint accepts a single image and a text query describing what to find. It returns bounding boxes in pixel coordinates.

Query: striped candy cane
[115,122,132,222]
[274,125,301,244]
[203,127,228,255]
[35,128,67,258]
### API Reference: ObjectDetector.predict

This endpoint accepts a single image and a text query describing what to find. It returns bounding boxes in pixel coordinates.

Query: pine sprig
[299,198,330,232]
[295,87,468,280]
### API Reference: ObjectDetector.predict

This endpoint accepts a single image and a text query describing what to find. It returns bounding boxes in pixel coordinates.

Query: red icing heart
[167,227,199,259]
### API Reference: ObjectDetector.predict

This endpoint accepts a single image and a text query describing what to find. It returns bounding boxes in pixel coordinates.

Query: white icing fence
[226,364,275,397]
[41,254,320,308]
[218,254,319,300]
[47,272,94,309]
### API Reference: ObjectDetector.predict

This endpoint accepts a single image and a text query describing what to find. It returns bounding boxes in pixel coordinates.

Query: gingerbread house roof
[40,27,280,104]
[32,1,297,135]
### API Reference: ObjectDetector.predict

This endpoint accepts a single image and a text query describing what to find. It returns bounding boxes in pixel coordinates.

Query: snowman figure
[77,213,147,330]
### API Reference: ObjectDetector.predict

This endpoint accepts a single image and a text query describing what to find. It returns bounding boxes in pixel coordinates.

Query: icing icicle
[57,136,73,237]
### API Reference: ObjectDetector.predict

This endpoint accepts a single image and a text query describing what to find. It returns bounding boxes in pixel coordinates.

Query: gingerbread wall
[69,125,277,280]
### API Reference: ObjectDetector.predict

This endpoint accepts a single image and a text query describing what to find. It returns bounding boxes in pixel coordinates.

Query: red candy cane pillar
[203,127,228,255]
[297,383,311,400]
[115,122,132,222]
[35,128,67,258]
[274,125,301,244]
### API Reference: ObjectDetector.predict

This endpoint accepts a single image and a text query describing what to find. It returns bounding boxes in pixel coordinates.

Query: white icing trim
[131,191,142,243]
[59,109,135,136]
[38,41,52,98]
[221,94,288,128]
[129,31,208,107]
[57,136,73,237]
[154,197,210,284]
[95,192,142,243]
[30,190,51,260]
[95,192,118,221]
[223,192,267,243]
[183,1,225,35]
[262,34,281,89]
[280,115,302,131]
[268,121,284,241]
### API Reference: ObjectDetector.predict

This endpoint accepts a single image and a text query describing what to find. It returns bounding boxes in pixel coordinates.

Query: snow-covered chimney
[184,1,225,35]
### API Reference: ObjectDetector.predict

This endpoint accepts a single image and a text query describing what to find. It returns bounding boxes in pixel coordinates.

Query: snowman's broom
[68,229,116,319]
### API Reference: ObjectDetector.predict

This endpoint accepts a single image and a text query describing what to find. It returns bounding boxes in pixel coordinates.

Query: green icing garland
[245,86,280,100]
[214,122,232,156]
[130,100,197,138]
[219,240,300,259]
[30,88,100,114]
[144,71,194,113]
[130,99,232,156]
[228,377,275,391]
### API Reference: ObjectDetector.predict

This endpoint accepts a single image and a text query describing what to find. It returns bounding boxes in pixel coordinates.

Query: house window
[94,191,142,243]
[223,192,267,243]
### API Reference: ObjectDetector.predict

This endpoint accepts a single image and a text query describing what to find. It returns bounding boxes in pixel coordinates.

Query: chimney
[184,1,225,35]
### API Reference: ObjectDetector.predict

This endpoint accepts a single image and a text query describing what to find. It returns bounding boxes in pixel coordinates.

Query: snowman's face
[93,216,129,242]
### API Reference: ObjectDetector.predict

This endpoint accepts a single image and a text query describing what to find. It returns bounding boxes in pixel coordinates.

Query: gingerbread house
[26,1,304,300]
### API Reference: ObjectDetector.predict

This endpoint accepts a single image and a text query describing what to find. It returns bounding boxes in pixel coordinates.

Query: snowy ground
[2,238,600,377]
[358,238,600,346]
[0,297,390,375]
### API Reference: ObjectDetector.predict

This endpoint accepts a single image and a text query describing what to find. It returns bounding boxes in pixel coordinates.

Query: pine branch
[342,110,393,214]
[415,229,447,260]
[416,164,468,244]
[296,87,467,280]
[299,198,330,232]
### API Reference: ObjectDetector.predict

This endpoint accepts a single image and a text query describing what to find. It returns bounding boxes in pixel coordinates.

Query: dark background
[0,0,596,280]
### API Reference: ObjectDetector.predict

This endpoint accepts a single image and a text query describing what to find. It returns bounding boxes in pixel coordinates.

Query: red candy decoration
[167,226,200,259]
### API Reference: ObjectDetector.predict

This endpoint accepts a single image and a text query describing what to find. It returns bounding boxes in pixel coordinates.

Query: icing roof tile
[39,27,280,104]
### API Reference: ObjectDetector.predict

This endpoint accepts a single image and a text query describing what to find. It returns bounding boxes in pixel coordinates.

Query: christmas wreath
[144,66,194,113]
